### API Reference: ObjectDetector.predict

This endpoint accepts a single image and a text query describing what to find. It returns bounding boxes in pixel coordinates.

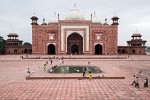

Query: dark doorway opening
[24,49,28,53]
[71,44,79,54]
[14,49,17,54]
[118,49,121,54]
[132,49,135,54]
[48,44,56,54]
[95,44,102,55]
[122,49,126,54]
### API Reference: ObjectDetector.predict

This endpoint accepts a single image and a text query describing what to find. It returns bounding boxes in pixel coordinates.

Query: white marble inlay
[60,26,89,52]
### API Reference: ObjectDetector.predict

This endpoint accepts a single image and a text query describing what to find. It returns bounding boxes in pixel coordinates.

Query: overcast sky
[0,0,150,46]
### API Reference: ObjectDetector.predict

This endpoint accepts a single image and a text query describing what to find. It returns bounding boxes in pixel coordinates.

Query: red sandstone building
[118,33,147,55]
[31,5,119,55]
[3,33,32,54]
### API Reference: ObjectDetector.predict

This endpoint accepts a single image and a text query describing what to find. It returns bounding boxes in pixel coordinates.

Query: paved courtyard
[0,55,150,100]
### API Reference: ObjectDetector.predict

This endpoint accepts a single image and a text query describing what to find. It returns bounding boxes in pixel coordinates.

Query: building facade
[118,33,147,55]
[31,5,119,55]
[4,33,32,54]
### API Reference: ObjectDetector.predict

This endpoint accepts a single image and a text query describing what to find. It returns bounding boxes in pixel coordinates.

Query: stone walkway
[0,55,150,100]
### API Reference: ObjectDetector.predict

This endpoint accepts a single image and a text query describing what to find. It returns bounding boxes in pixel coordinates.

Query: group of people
[26,68,37,77]
[83,67,92,80]
[131,69,148,88]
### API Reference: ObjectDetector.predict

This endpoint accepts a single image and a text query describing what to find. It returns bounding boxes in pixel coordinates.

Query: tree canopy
[0,36,5,54]
[23,42,32,46]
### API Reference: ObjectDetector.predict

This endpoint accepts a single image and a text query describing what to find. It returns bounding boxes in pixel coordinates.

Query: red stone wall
[32,20,118,55]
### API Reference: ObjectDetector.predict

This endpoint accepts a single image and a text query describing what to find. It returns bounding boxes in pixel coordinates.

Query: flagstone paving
[0,55,150,100]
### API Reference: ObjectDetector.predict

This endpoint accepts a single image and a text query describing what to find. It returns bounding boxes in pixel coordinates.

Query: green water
[49,66,102,73]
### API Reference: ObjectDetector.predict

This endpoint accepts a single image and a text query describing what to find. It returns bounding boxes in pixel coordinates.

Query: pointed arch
[48,44,56,54]
[95,44,102,55]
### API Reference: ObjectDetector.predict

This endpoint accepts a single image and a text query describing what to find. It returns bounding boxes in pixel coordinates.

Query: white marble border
[60,26,89,52]
[47,43,56,46]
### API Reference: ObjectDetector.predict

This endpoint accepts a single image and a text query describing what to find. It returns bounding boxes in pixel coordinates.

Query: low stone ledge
[26,76,125,80]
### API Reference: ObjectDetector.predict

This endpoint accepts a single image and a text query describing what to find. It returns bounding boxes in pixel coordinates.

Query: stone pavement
[0,55,150,100]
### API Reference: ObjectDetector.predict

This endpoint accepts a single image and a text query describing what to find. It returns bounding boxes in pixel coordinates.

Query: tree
[23,42,32,46]
[0,36,5,54]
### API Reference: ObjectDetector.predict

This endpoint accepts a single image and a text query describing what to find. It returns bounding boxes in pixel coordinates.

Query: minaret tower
[111,15,119,25]
[30,13,38,25]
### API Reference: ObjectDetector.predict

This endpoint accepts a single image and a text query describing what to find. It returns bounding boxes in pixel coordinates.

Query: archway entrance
[71,44,79,54]
[48,44,55,54]
[122,49,126,54]
[132,49,135,54]
[95,44,102,55]
[14,49,17,54]
[67,33,83,54]
[24,49,28,54]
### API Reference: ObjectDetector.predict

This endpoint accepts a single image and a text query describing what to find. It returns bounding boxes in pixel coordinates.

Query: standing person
[89,71,92,80]
[88,59,90,65]
[135,77,139,88]
[59,59,62,65]
[131,75,136,86]
[43,64,46,71]
[50,59,53,65]
[88,68,91,73]
[144,77,148,87]
[138,69,142,76]
[32,69,35,73]
[27,68,31,77]
[83,71,85,77]
[84,67,87,72]
[62,60,64,65]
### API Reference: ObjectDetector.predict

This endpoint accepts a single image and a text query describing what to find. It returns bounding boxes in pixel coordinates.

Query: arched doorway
[24,49,28,53]
[121,49,126,54]
[48,44,55,54]
[95,44,102,55]
[132,49,135,54]
[29,49,32,54]
[118,49,121,54]
[71,44,79,54]
[67,33,83,54]
[14,49,17,54]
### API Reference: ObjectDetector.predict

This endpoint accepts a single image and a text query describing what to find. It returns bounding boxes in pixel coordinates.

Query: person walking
[135,77,139,88]
[131,75,136,86]
[144,77,148,87]
[88,59,90,65]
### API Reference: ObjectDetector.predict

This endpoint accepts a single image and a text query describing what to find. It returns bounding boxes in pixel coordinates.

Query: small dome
[92,12,101,23]
[30,15,38,20]
[112,16,119,18]
[65,4,84,20]
[48,12,58,24]
[9,33,18,36]
[132,30,142,37]
[132,34,142,37]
